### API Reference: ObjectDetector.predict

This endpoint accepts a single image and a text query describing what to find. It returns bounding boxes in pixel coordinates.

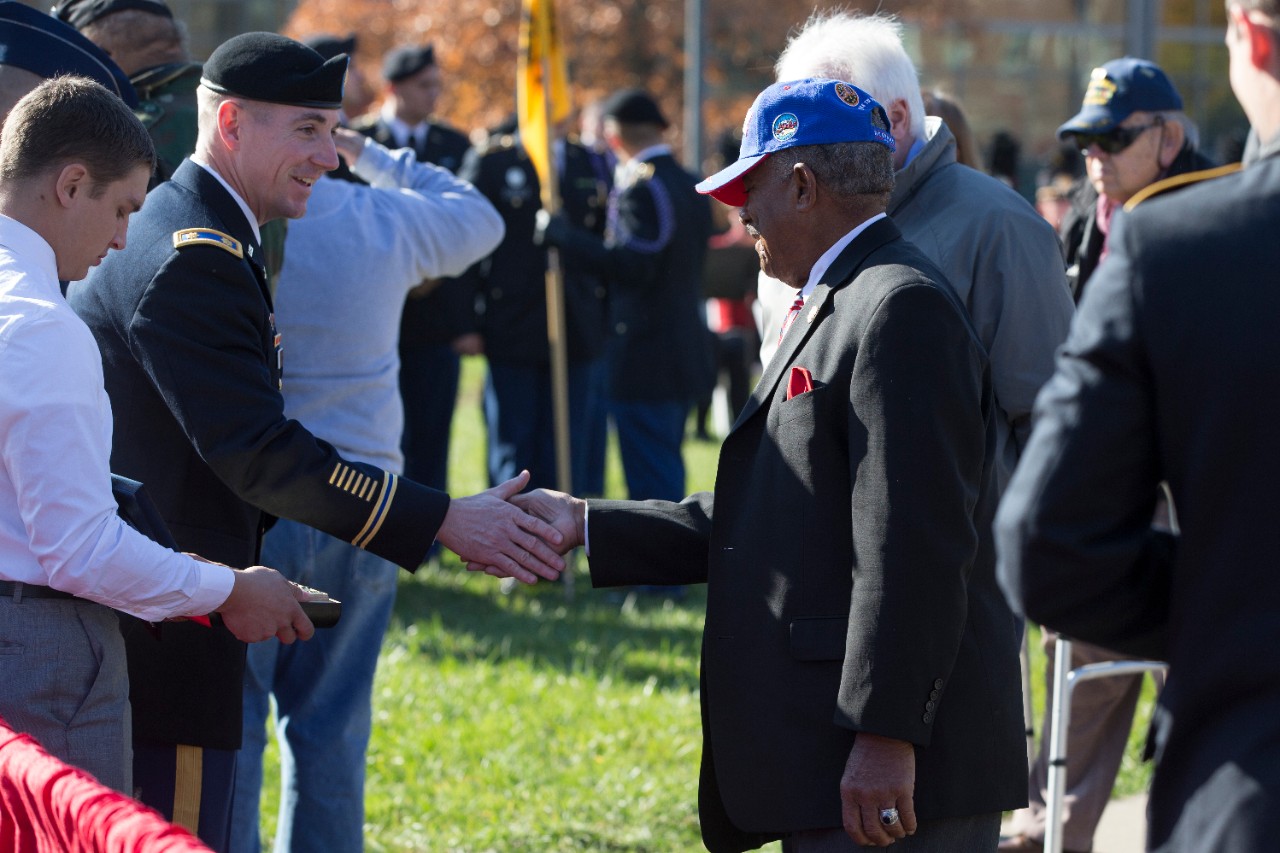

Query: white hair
[775,10,927,145]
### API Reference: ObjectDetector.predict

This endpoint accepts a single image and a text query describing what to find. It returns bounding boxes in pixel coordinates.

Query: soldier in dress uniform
[355,43,476,511]
[67,33,564,851]
[540,89,714,504]
[457,117,612,493]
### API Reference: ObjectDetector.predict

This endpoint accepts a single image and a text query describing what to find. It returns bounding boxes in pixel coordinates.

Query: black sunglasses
[1073,117,1165,155]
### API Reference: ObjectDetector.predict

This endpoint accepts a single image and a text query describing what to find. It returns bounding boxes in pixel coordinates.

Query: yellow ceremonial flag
[517,0,570,210]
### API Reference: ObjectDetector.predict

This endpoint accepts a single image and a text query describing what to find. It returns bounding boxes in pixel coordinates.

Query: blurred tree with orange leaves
[284,0,962,164]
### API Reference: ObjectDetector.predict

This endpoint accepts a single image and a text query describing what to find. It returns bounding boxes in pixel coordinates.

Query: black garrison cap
[382,44,434,83]
[0,0,137,106]
[202,32,347,109]
[601,88,669,129]
[302,33,356,62]
[51,0,171,29]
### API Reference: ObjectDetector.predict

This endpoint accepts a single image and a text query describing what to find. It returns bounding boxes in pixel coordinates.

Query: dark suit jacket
[68,160,447,749]
[355,116,475,347]
[456,136,610,365]
[588,217,1027,850]
[996,155,1280,852]
[553,151,713,402]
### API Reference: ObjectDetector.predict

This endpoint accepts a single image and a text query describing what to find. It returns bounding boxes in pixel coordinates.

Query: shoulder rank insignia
[172,228,244,258]
[1124,162,1243,212]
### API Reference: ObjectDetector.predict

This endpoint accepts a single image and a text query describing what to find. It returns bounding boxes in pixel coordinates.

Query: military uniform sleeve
[995,212,1173,660]
[127,243,447,570]
[552,177,671,289]
[838,280,989,746]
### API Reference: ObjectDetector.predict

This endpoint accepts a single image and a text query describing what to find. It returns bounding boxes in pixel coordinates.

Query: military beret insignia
[172,228,244,258]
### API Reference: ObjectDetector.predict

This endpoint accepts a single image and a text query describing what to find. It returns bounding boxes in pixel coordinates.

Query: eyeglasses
[1073,117,1165,155]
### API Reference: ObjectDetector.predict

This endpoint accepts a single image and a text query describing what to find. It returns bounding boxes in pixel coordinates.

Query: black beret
[382,44,434,83]
[0,0,137,107]
[602,88,668,129]
[51,0,171,29]
[302,33,356,62]
[202,32,347,110]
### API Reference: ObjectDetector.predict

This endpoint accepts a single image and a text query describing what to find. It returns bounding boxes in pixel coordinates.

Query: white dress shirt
[0,214,232,621]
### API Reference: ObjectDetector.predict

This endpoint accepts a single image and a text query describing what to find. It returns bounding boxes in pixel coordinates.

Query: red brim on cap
[695,153,769,206]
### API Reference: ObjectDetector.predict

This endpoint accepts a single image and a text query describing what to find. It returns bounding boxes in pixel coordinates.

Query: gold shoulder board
[1124,162,1243,212]
[172,228,244,258]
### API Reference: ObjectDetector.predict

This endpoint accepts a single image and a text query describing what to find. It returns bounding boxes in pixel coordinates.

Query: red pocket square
[787,366,814,401]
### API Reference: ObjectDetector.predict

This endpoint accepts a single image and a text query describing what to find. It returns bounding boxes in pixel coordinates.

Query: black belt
[0,580,78,600]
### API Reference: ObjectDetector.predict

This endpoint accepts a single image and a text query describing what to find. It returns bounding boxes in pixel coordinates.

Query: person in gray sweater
[229,127,504,853]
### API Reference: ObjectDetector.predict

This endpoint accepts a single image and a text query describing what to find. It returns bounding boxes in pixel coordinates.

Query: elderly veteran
[67,33,563,850]
[507,78,1026,852]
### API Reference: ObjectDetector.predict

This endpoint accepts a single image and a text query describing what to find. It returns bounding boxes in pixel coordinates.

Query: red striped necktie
[779,294,805,344]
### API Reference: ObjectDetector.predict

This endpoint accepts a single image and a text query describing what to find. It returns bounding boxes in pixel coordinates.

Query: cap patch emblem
[1083,67,1117,106]
[772,113,799,142]
[834,83,861,107]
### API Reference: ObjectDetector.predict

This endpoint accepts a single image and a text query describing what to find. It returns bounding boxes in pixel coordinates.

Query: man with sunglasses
[1056,57,1214,303]
[1000,57,1232,853]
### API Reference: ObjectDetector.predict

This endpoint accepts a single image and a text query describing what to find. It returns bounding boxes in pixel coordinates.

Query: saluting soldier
[457,118,611,493]
[67,33,564,851]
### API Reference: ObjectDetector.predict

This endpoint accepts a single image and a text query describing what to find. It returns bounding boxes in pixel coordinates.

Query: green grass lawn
[253,356,1155,850]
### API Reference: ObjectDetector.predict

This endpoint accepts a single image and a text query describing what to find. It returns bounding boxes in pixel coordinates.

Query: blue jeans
[229,519,399,853]
[484,360,601,494]
[609,398,688,501]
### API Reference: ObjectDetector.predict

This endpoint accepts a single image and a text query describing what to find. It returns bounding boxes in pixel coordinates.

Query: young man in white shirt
[0,75,313,794]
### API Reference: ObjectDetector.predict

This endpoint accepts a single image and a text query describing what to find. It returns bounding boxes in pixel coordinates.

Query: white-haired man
[761,11,1074,493]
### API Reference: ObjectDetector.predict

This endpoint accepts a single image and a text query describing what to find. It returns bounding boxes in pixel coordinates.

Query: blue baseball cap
[697,78,895,206]
[1057,57,1183,138]
[0,0,137,107]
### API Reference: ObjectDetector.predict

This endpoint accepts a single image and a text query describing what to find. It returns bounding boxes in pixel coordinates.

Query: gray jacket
[888,118,1073,490]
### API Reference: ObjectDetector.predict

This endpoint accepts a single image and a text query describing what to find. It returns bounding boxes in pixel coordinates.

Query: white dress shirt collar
[0,214,58,293]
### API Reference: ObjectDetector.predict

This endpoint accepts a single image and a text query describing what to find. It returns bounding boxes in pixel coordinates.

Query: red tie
[779,294,805,344]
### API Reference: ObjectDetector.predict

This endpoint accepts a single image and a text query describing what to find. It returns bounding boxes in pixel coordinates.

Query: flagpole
[518,0,575,596]
[540,55,575,598]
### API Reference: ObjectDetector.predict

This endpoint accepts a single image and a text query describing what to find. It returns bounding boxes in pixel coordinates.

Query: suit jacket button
[922,713,932,724]
[929,690,940,701]
[925,701,935,712]
[615,322,627,334]
[934,678,944,689]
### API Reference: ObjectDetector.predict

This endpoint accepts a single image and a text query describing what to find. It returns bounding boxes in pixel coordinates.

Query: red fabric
[778,295,806,344]
[787,366,814,401]
[0,720,211,853]
[707,298,754,333]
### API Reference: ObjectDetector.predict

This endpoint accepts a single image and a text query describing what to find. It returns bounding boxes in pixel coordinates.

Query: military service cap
[0,0,137,106]
[382,44,434,83]
[202,32,346,110]
[51,0,171,29]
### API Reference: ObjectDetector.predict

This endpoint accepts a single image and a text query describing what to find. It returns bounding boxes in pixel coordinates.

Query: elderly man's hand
[435,470,566,584]
[840,733,918,846]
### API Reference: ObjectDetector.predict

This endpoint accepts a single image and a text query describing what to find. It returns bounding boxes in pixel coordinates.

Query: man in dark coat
[996,4,1280,850]
[511,78,1027,852]
[541,88,713,502]
[67,33,563,851]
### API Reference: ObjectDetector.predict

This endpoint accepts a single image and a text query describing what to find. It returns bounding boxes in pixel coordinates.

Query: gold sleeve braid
[328,462,400,549]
